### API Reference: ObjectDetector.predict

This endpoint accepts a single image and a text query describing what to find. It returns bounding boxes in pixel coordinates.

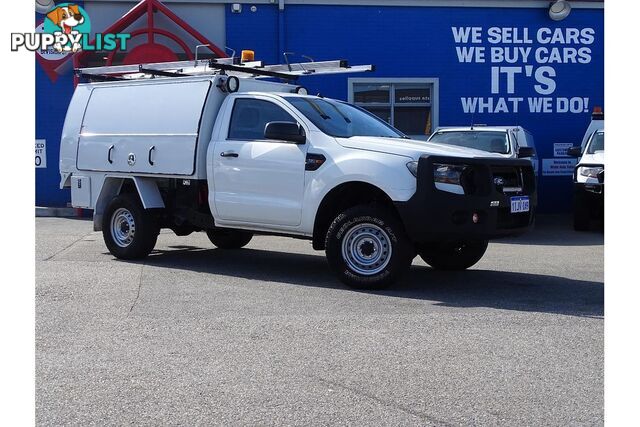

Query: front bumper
[575,182,604,197]
[395,155,537,243]
[573,163,604,215]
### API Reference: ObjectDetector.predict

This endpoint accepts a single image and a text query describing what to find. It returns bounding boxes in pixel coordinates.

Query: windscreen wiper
[327,103,351,123]
[302,98,330,120]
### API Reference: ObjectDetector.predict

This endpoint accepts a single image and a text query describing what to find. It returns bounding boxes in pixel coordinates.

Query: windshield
[587,131,604,153]
[283,97,405,139]
[428,130,510,154]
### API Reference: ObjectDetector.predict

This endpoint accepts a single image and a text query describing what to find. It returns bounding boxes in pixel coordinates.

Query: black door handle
[107,145,114,164]
[148,146,155,166]
[220,151,239,158]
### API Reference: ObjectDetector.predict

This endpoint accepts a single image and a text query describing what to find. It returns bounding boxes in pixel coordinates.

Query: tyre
[573,193,591,231]
[206,229,253,249]
[418,240,488,271]
[102,193,159,259]
[325,205,414,290]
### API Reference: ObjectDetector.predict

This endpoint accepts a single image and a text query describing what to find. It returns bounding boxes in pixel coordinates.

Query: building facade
[36,0,604,212]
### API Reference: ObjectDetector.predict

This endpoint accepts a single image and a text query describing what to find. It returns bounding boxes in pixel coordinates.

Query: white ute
[427,126,538,174]
[60,56,537,289]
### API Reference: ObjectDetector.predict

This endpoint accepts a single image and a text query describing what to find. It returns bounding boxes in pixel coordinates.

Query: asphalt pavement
[36,216,603,426]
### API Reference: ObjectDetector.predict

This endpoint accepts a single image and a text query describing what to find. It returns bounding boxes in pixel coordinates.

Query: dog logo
[43,3,90,53]
[47,4,84,35]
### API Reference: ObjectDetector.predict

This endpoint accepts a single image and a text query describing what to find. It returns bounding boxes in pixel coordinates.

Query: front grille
[490,165,534,195]
[491,166,522,194]
[425,158,535,198]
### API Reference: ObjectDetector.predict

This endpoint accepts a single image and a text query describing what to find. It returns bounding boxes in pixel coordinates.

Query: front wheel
[325,205,413,290]
[206,229,253,249]
[102,193,159,259]
[418,240,488,271]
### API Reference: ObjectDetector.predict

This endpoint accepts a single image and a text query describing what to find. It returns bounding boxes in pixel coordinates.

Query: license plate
[510,196,530,213]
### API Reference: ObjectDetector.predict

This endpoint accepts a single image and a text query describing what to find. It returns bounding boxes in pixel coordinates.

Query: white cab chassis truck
[60,58,537,289]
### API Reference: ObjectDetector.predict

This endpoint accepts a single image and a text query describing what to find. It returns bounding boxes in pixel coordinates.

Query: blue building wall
[227,4,604,212]
[35,0,88,206]
[36,63,74,207]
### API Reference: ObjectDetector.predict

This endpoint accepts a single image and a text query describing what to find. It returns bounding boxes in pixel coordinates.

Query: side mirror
[517,146,536,158]
[566,146,582,157]
[264,121,306,144]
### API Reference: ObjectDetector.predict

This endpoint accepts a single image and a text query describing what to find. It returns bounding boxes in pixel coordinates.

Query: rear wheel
[325,205,413,290]
[206,229,253,249]
[418,240,488,271]
[102,193,159,259]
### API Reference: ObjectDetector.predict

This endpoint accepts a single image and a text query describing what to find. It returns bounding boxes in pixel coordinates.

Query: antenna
[283,52,294,71]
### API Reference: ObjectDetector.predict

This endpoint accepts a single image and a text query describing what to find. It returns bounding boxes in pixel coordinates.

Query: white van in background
[427,126,538,175]
[578,107,605,152]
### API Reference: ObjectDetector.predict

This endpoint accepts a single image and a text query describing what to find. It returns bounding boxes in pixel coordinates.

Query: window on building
[351,80,436,139]
[228,98,296,140]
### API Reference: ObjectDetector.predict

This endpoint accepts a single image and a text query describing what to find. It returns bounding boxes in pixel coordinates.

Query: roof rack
[76,57,375,83]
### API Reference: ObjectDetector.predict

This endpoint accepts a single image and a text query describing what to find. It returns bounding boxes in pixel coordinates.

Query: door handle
[220,151,239,158]
[148,145,155,166]
[107,145,114,164]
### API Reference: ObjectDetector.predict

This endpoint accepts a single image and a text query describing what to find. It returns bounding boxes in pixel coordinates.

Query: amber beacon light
[241,50,255,63]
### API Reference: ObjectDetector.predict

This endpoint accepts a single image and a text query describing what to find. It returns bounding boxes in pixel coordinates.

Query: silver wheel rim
[110,208,136,248]
[341,223,392,276]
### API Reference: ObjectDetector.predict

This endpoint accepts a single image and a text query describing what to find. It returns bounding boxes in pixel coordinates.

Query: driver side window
[228,98,296,140]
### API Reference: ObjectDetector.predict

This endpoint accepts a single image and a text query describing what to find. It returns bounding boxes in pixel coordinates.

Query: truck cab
[60,57,537,289]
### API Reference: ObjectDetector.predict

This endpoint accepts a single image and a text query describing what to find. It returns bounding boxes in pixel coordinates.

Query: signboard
[452,26,596,115]
[36,139,47,168]
[553,142,574,157]
[542,158,576,176]
[395,87,431,104]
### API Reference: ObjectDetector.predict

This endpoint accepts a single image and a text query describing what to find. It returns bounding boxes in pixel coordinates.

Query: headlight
[578,166,603,178]
[434,163,466,185]
[406,161,418,177]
